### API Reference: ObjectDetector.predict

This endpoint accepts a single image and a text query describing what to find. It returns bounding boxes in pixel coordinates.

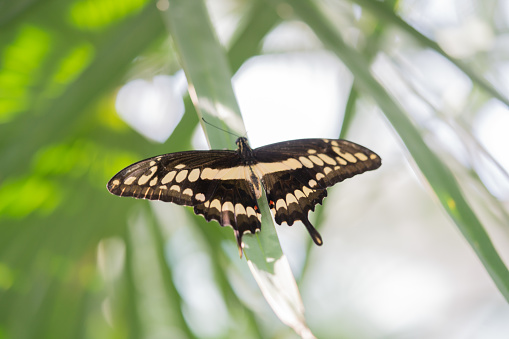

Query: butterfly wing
[107,150,262,248]
[193,172,262,250]
[253,138,381,245]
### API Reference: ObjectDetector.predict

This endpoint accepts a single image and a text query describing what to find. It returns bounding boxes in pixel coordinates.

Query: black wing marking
[253,138,381,244]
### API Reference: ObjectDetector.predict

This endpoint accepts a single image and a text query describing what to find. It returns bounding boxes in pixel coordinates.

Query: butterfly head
[236,137,255,161]
[235,137,248,147]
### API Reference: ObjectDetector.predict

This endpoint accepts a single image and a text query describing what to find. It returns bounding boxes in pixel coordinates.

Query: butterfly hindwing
[193,178,261,249]
[257,168,327,245]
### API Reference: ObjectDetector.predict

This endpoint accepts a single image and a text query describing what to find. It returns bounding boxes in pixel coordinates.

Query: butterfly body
[108,137,381,252]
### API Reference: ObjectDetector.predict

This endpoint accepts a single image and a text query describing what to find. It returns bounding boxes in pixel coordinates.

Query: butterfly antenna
[202,118,240,138]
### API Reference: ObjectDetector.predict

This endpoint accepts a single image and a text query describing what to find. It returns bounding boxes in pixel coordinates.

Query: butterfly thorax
[236,137,257,165]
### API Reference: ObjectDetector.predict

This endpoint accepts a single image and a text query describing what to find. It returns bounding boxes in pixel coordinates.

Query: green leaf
[0,3,165,181]
[163,0,315,336]
[290,0,509,301]
[349,0,509,108]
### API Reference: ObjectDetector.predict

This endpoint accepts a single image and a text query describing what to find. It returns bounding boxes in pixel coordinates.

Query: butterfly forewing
[108,150,235,204]
[253,138,381,188]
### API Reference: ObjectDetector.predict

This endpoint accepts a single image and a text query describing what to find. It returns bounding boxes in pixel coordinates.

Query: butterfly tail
[302,218,323,246]
[234,230,243,258]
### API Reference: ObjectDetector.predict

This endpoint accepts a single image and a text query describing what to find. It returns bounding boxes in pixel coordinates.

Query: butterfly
[107,137,381,254]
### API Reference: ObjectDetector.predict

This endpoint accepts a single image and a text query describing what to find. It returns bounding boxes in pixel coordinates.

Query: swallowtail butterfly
[107,137,381,253]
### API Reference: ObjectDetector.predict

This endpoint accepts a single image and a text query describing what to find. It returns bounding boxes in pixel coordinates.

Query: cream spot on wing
[138,175,152,185]
[316,173,325,181]
[255,158,306,175]
[302,186,313,196]
[176,170,188,183]
[308,155,324,166]
[318,153,336,165]
[170,185,180,192]
[111,179,120,187]
[334,166,341,171]
[286,193,298,205]
[149,161,156,166]
[332,146,341,155]
[276,199,286,211]
[195,193,206,202]
[183,188,193,196]
[210,199,221,210]
[222,201,234,212]
[188,168,200,182]
[335,156,348,165]
[161,171,177,184]
[155,157,162,161]
[204,200,210,208]
[355,152,368,161]
[235,203,246,215]
[324,167,333,175]
[331,140,339,146]
[201,168,219,180]
[246,206,252,217]
[246,207,256,218]
[283,158,303,169]
[149,177,158,186]
[338,151,357,163]
[221,166,247,180]
[307,149,317,154]
[175,164,186,169]
[299,156,314,168]
[124,176,137,185]
[159,185,167,189]
[370,154,378,160]
[256,160,304,176]
[256,163,288,174]
[309,179,318,188]
[294,189,306,200]
[138,166,157,185]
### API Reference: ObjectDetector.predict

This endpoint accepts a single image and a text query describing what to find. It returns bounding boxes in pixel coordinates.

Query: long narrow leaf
[291,0,509,301]
[349,0,509,108]
[228,1,281,73]
[163,0,315,335]
[0,4,166,181]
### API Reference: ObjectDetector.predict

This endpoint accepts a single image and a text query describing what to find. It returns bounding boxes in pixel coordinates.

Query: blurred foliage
[1,0,508,338]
